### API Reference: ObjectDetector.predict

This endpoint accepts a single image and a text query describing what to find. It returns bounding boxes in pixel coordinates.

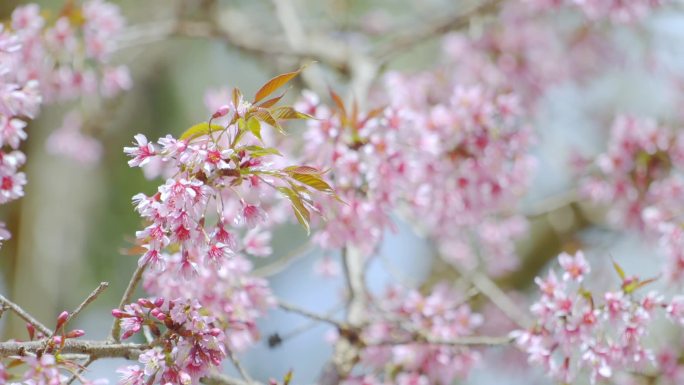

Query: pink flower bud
[151,308,166,321]
[212,105,231,119]
[111,309,126,318]
[52,335,63,346]
[137,298,154,308]
[26,323,35,340]
[66,329,85,338]
[56,311,69,329]
[153,297,165,307]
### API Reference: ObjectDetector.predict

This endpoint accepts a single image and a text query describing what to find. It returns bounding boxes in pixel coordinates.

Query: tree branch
[374,0,504,62]
[277,301,345,328]
[0,293,52,336]
[0,339,147,359]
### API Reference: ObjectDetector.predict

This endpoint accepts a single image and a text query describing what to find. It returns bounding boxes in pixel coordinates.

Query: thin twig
[40,282,110,355]
[70,282,109,326]
[277,301,345,328]
[252,241,316,277]
[0,293,52,336]
[374,0,504,61]
[370,334,514,347]
[110,263,147,342]
[226,346,254,384]
[463,269,533,329]
[66,357,94,385]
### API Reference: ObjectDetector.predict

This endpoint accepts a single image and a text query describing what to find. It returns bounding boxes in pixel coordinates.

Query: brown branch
[0,339,148,360]
[0,293,52,336]
[374,0,504,62]
[277,301,345,328]
[252,241,316,277]
[370,334,514,347]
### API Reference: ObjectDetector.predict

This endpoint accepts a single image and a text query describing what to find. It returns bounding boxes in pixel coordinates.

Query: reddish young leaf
[254,66,307,103]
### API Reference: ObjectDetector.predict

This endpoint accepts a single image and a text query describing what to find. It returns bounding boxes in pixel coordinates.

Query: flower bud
[26,323,35,340]
[56,311,69,330]
[111,309,126,318]
[153,297,165,307]
[66,329,85,338]
[212,105,231,119]
[137,298,154,308]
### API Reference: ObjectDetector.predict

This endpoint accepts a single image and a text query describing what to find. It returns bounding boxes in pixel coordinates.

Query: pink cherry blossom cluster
[124,95,328,276]
[12,1,131,165]
[526,0,667,23]
[339,283,482,385]
[142,251,275,351]
[513,250,684,384]
[11,1,129,102]
[124,78,327,357]
[0,19,41,247]
[113,297,226,384]
[383,73,536,275]
[580,115,684,229]
[296,92,416,257]
[577,115,684,280]
[0,0,128,246]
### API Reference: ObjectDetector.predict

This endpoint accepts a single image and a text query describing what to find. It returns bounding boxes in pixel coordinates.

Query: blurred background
[2,0,684,383]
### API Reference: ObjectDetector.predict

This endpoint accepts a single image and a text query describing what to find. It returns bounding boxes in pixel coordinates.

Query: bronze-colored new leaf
[254,66,306,103]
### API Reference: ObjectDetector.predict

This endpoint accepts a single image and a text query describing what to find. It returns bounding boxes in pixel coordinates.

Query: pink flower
[117,365,145,385]
[558,251,590,282]
[124,134,156,167]
[243,229,272,257]
[241,204,267,228]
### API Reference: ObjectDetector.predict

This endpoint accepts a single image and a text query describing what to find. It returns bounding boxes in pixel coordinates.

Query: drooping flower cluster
[142,252,275,351]
[12,1,130,165]
[113,297,226,384]
[125,74,335,276]
[0,18,41,247]
[383,75,536,275]
[577,115,684,280]
[340,283,482,385]
[0,0,128,246]
[580,115,684,228]
[125,73,334,357]
[296,91,418,257]
[513,250,684,384]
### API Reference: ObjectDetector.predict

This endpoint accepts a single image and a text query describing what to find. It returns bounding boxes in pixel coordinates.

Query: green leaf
[283,370,293,385]
[237,117,247,131]
[247,117,262,141]
[612,259,626,281]
[277,187,310,235]
[179,122,224,141]
[271,106,314,120]
[232,88,243,109]
[244,145,282,157]
[291,172,334,193]
[284,165,322,174]
[254,65,307,103]
[252,108,285,134]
